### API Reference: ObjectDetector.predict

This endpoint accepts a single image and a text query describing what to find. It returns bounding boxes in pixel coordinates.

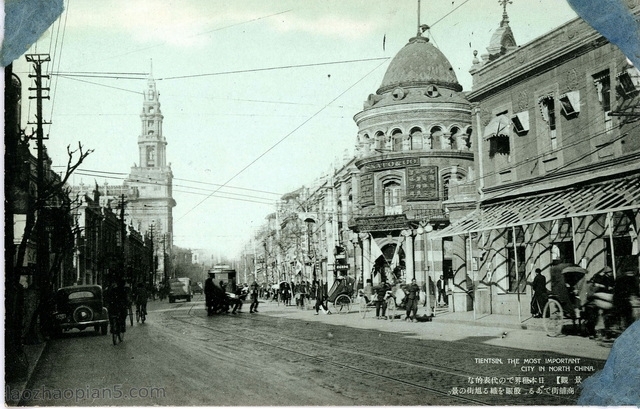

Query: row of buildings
[248,4,640,319]
[6,66,175,292]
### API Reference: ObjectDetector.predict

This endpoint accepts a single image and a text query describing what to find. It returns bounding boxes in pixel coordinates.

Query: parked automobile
[48,285,109,336]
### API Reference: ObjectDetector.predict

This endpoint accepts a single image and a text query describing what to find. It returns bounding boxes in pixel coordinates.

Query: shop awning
[430,176,640,239]
[483,114,511,140]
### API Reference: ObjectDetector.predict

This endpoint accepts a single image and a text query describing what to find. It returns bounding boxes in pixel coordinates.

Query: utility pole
[162,234,167,281]
[26,54,51,294]
[119,194,126,282]
[149,223,155,285]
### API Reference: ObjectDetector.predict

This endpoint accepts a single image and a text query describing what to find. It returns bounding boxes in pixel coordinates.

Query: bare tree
[9,142,93,345]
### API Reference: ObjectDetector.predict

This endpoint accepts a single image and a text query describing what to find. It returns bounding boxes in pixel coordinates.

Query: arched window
[391,128,403,151]
[149,106,155,114]
[375,131,385,150]
[347,192,353,219]
[383,180,402,215]
[450,126,460,149]
[410,127,423,150]
[429,126,443,149]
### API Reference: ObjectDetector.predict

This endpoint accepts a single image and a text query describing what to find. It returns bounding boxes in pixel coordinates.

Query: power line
[48,0,71,136]
[176,58,389,222]
[62,167,283,196]
[56,75,143,95]
[430,0,476,28]
[73,9,293,68]
[68,171,279,203]
[157,57,389,81]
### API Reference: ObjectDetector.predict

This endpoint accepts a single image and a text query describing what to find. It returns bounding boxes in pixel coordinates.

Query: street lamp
[417,222,433,316]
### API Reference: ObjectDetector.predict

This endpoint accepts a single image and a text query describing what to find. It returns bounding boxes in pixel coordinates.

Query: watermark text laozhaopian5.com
[6,384,166,403]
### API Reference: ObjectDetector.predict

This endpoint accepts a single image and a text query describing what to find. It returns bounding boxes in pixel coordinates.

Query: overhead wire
[72,9,293,68]
[68,170,279,204]
[175,58,390,222]
[48,0,71,137]
[62,167,283,196]
[157,57,389,81]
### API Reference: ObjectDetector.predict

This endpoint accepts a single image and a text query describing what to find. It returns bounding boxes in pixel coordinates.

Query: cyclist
[135,282,149,321]
[106,280,128,334]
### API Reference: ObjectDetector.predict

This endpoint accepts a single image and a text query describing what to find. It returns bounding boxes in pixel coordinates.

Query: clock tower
[125,66,176,283]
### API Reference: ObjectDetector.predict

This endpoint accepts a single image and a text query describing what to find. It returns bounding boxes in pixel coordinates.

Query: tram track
[162,305,578,405]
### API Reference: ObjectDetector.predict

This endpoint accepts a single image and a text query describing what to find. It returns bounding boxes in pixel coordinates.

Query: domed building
[334,27,475,309]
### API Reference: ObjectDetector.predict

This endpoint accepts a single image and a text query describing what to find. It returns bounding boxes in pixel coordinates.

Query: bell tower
[125,61,176,284]
[139,63,166,169]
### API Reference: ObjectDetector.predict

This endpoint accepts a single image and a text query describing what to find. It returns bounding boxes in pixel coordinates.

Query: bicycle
[110,313,125,345]
[136,303,147,323]
[127,303,134,326]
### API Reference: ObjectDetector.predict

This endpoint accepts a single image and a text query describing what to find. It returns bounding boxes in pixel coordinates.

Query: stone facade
[124,73,176,283]
[435,6,640,317]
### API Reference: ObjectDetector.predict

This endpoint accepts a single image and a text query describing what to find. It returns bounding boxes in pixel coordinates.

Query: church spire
[484,0,517,61]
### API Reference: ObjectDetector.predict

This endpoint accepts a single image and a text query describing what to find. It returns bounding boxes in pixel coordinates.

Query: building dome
[377,36,462,94]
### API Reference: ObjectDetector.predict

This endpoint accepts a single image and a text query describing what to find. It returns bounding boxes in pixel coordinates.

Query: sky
[13,0,580,258]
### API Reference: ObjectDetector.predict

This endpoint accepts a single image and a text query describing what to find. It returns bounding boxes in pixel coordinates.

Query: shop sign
[406,166,438,201]
[362,157,419,172]
[354,214,408,232]
[360,172,374,206]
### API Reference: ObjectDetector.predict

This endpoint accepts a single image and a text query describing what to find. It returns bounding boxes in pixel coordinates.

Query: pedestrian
[437,275,448,306]
[404,278,420,321]
[249,279,260,313]
[298,280,307,309]
[530,268,548,318]
[314,280,331,315]
[374,279,391,319]
[204,272,216,316]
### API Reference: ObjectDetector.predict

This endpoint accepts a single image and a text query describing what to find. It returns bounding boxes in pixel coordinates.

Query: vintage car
[50,285,109,336]
[191,282,204,295]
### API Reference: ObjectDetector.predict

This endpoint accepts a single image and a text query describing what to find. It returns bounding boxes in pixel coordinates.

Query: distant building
[125,71,176,282]
[70,70,176,283]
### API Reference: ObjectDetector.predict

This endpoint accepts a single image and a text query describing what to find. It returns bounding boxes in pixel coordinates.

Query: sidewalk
[254,299,612,361]
[5,342,48,406]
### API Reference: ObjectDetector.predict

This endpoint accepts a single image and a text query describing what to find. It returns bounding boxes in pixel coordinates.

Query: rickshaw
[327,277,355,314]
[357,285,397,320]
[543,263,594,337]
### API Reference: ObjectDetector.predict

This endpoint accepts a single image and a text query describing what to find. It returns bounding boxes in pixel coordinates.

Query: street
[16,297,608,406]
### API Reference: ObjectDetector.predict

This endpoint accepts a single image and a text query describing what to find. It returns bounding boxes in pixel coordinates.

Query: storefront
[429,175,640,319]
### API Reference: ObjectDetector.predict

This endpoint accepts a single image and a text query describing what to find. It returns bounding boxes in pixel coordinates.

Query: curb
[431,315,547,332]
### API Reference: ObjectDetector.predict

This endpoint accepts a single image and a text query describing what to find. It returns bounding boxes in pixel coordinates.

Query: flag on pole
[369,234,384,263]
[390,235,403,269]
